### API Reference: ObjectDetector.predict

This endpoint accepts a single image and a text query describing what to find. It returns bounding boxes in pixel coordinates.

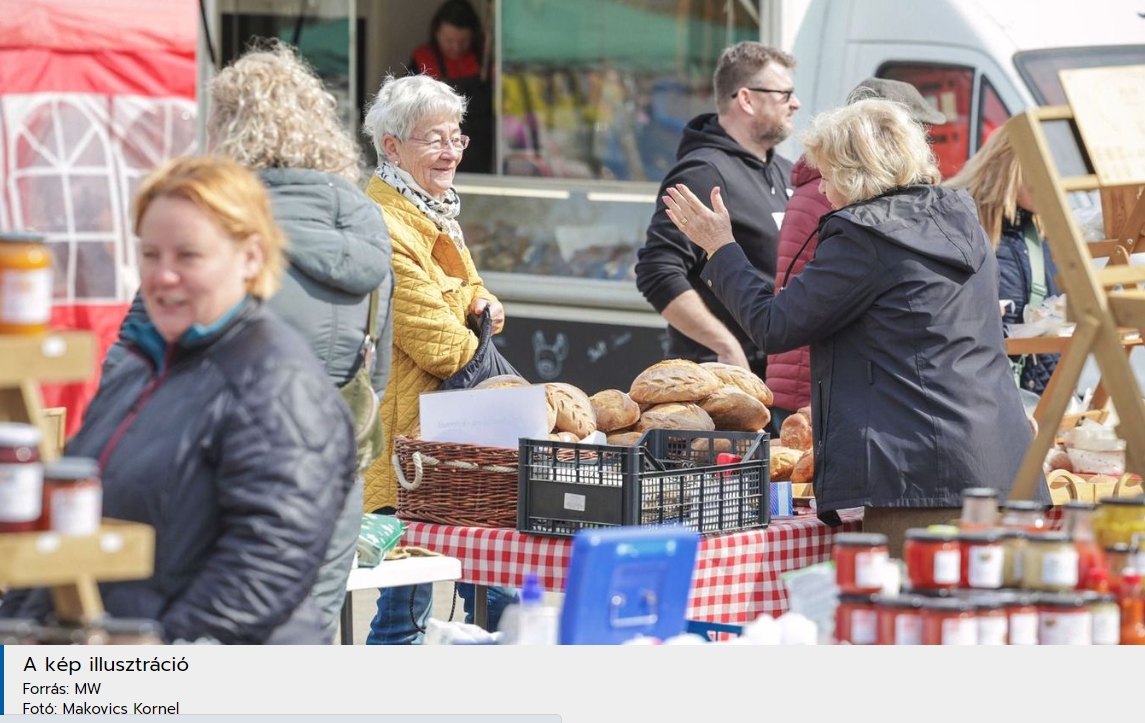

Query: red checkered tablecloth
[402,509,863,624]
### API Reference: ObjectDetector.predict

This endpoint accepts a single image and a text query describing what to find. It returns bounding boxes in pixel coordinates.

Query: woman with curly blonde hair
[106,41,393,642]
[664,99,1044,556]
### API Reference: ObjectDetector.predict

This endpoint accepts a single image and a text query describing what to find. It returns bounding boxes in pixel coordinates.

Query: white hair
[362,74,468,156]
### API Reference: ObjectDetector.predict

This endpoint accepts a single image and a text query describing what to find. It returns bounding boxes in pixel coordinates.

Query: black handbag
[440,307,521,390]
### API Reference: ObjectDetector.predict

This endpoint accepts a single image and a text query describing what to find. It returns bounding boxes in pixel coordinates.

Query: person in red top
[409,0,493,174]
[767,78,946,429]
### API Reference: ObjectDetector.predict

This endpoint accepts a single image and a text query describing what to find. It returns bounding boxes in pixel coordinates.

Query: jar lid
[1104,542,1133,553]
[1077,591,1118,605]
[1037,592,1089,608]
[997,529,1027,540]
[44,456,99,481]
[960,591,1008,609]
[874,594,925,610]
[837,593,879,605]
[0,231,45,244]
[1098,496,1145,507]
[1026,531,1073,544]
[1063,500,1098,511]
[957,529,1004,543]
[905,527,958,541]
[991,590,1039,606]
[0,422,43,447]
[833,532,888,547]
[1000,500,1050,511]
[961,487,998,499]
[920,597,976,612]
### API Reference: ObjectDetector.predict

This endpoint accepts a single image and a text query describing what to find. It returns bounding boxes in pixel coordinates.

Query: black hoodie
[635,113,793,365]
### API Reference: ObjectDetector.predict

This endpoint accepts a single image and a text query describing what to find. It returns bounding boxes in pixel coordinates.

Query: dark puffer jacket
[997,211,1060,394]
[703,185,1045,513]
[767,155,831,413]
[3,301,356,643]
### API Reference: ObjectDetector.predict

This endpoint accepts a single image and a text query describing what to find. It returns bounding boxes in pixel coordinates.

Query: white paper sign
[419,385,550,449]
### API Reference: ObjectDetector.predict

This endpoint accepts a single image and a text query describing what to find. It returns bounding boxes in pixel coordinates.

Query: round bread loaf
[780,412,813,451]
[701,362,774,406]
[544,382,597,438]
[606,431,645,446]
[698,385,771,432]
[629,359,721,404]
[689,436,734,454]
[634,402,715,432]
[589,389,641,432]
[474,374,531,389]
[791,449,814,484]
[769,445,803,481]
[549,431,581,443]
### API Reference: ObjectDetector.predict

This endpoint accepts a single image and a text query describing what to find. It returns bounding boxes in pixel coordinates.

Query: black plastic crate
[517,429,770,538]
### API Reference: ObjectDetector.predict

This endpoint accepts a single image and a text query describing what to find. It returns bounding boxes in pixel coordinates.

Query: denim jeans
[365,584,433,645]
[457,583,518,632]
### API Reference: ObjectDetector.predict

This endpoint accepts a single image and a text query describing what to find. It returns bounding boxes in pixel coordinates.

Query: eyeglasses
[405,135,470,152]
[735,87,795,103]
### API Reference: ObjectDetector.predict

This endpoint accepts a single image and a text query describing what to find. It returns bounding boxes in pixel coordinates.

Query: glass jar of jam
[0,231,52,335]
[41,456,101,535]
[959,529,1005,589]
[965,592,1009,645]
[1000,500,1050,533]
[920,597,978,645]
[1061,500,1103,589]
[996,591,1040,645]
[1022,532,1080,591]
[833,532,889,594]
[1080,591,1120,645]
[0,422,43,532]
[1038,592,1092,645]
[959,487,999,530]
[875,594,924,645]
[835,593,878,645]
[1093,496,1145,548]
[904,528,961,591]
[1000,529,1027,588]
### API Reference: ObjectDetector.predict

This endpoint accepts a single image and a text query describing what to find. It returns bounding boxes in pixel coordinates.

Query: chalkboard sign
[492,316,668,393]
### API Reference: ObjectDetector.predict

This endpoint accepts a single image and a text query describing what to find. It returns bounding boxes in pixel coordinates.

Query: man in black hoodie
[636,42,798,381]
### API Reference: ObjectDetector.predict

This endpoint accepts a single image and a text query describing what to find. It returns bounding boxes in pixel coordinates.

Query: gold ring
[679,216,689,226]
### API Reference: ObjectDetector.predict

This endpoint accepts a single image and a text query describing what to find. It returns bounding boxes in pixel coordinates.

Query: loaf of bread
[699,385,771,432]
[780,412,813,451]
[769,446,803,481]
[629,359,721,404]
[544,382,597,438]
[690,436,733,454]
[701,362,774,406]
[474,374,531,389]
[549,431,581,443]
[634,402,715,432]
[589,389,641,432]
[791,449,814,484]
[797,406,811,421]
[607,431,645,446]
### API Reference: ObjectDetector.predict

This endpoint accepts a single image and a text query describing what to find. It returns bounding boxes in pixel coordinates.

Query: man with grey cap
[766,77,946,429]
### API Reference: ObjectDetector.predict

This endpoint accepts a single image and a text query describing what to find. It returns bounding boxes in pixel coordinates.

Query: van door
[852,43,1022,176]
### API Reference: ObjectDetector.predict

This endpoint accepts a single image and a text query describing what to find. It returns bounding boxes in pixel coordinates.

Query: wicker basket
[393,435,518,527]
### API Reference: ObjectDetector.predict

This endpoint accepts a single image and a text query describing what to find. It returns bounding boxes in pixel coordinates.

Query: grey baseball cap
[846,77,947,125]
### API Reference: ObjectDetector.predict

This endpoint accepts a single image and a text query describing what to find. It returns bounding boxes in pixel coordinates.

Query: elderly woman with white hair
[360,73,514,644]
[665,99,1045,556]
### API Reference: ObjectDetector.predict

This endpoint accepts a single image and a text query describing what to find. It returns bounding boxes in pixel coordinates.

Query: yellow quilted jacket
[363,177,499,513]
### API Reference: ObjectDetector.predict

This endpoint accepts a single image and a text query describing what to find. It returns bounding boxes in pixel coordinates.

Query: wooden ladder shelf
[0,331,154,623]
[1006,64,1145,500]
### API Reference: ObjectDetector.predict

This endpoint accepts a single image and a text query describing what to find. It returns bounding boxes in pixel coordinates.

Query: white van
[784,0,1145,175]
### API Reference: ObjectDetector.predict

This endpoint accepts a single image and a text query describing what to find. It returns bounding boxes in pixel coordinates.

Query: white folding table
[340,555,462,644]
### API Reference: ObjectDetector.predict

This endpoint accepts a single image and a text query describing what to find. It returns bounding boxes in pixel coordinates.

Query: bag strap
[1024,222,1048,312]
[353,289,380,382]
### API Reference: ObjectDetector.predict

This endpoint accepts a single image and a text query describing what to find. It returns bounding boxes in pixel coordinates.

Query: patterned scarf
[375,160,464,250]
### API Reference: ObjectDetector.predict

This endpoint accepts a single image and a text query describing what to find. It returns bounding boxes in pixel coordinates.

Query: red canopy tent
[0,0,199,436]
